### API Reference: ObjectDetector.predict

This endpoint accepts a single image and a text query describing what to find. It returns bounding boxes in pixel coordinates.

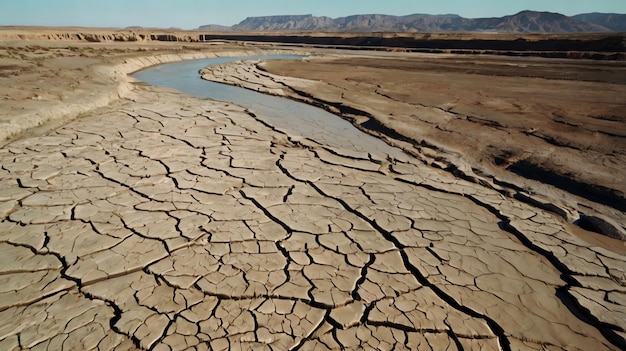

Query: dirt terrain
[0,28,625,350]
[203,52,626,233]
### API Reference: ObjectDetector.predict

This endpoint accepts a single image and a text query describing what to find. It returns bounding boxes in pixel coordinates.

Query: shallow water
[132,55,404,159]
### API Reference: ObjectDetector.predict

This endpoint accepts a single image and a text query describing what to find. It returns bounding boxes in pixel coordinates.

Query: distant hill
[200,10,624,33]
[572,13,626,32]
[197,24,232,31]
[472,11,610,33]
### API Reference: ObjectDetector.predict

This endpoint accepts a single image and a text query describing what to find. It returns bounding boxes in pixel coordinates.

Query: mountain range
[199,11,626,33]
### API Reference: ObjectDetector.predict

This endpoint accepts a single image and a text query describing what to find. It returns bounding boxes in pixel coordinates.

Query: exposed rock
[573,13,626,32]
[203,10,617,33]
[575,215,626,240]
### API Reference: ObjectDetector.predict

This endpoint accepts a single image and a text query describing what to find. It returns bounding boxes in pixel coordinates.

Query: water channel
[132,55,405,159]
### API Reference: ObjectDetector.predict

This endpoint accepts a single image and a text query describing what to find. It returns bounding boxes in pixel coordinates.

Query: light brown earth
[202,53,626,235]
[0,28,625,350]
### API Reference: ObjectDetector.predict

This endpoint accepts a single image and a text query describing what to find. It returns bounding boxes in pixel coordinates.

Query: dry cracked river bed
[0,41,625,351]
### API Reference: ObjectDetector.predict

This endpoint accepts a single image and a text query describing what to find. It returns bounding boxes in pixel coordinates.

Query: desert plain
[0,27,625,350]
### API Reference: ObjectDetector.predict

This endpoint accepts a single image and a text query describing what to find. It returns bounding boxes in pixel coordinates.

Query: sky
[1,0,625,29]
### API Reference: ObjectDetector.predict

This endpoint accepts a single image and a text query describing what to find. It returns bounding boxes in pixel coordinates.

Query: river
[132,55,405,159]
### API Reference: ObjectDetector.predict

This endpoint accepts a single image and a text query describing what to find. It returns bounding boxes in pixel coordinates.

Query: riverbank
[0,39,308,146]
[4,26,624,60]
[1,34,625,350]
[200,53,626,237]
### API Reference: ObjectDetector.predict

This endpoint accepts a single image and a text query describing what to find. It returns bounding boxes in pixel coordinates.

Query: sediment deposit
[0,29,625,350]
[201,54,626,235]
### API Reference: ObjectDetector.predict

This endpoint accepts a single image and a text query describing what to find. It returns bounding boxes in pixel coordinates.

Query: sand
[0,29,625,350]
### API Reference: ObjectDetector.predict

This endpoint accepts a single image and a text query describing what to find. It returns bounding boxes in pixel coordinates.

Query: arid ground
[0,28,625,350]
[204,52,626,227]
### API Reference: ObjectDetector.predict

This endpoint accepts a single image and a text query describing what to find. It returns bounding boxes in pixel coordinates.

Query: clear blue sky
[1,0,625,29]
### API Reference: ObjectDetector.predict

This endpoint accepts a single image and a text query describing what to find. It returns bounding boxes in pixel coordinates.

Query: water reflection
[133,55,404,159]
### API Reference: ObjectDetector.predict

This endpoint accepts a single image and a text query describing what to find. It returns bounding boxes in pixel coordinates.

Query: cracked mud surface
[201,55,626,231]
[1,82,625,350]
